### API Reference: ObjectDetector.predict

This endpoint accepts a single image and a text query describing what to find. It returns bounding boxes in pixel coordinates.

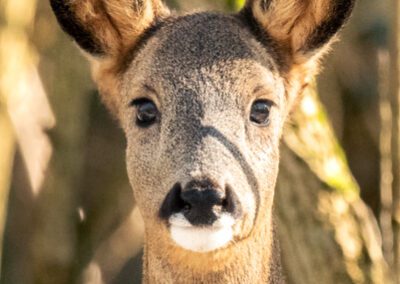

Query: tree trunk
[0,1,92,283]
[0,97,15,276]
[0,0,41,281]
[31,1,93,280]
[278,87,391,284]
[390,0,400,282]
[278,146,388,284]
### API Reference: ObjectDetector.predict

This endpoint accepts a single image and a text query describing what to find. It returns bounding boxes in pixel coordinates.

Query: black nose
[181,181,224,226]
[159,180,242,226]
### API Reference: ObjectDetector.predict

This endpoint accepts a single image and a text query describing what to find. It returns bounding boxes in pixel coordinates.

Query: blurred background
[0,0,399,283]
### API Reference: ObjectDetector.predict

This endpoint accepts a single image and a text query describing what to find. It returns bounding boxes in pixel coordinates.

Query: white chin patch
[169,213,235,253]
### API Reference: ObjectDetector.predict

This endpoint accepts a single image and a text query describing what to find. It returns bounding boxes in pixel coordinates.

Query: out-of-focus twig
[378,49,394,272]
[0,0,47,276]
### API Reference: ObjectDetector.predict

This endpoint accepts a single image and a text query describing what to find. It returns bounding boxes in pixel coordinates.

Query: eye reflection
[131,98,159,127]
[250,99,273,126]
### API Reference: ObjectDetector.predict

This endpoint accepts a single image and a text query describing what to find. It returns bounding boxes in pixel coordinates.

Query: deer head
[50,0,355,282]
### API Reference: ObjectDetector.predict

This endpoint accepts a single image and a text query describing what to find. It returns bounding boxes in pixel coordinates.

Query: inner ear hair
[50,0,169,57]
[301,0,356,53]
[50,0,108,55]
[246,0,356,62]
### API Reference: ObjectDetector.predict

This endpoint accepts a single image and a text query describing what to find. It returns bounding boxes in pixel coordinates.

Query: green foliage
[226,0,245,11]
[165,0,180,9]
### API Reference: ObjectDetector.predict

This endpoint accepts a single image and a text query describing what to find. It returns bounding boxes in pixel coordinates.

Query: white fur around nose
[169,213,235,253]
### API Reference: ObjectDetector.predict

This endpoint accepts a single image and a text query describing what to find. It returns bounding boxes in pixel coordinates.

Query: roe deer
[50,0,355,282]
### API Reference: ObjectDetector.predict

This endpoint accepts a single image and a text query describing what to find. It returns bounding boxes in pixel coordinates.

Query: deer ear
[244,0,355,63]
[50,0,169,117]
[50,0,169,58]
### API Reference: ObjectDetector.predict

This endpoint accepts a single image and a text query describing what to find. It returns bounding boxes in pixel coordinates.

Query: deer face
[122,14,287,252]
[51,0,354,254]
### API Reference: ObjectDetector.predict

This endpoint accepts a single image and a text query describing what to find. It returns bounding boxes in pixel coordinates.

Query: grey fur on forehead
[133,12,279,75]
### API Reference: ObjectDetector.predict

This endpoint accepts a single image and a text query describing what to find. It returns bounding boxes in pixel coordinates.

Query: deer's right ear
[50,0,169,58]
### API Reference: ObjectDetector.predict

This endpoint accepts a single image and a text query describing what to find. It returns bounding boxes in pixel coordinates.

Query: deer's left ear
[244,0,355,63]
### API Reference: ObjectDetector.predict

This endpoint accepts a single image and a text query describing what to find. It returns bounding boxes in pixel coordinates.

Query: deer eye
[131,98,159,127]
[250,99,273,126]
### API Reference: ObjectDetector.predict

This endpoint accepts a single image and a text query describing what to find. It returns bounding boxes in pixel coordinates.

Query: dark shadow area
[74,92,135,277]
[1,150,35,284]
[112,250,143,284]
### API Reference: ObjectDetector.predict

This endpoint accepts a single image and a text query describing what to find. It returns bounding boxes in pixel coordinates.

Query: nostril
[159,180,243,226]
[178,180,226,226]
[221,198,228,208]
[183,203,191,213]
[224,187,243,219]
[159,183,185,220]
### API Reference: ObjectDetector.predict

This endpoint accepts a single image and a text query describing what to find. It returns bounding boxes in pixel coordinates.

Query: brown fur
[70,0,169,56]
[50,0,355,282]
[248,0,341,63]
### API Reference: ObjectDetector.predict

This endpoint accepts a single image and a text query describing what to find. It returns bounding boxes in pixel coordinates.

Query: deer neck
[142,213,283,284]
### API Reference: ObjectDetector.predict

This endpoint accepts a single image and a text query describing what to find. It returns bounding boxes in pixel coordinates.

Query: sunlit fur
[50,0,355,282]
[71,0,168,55]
